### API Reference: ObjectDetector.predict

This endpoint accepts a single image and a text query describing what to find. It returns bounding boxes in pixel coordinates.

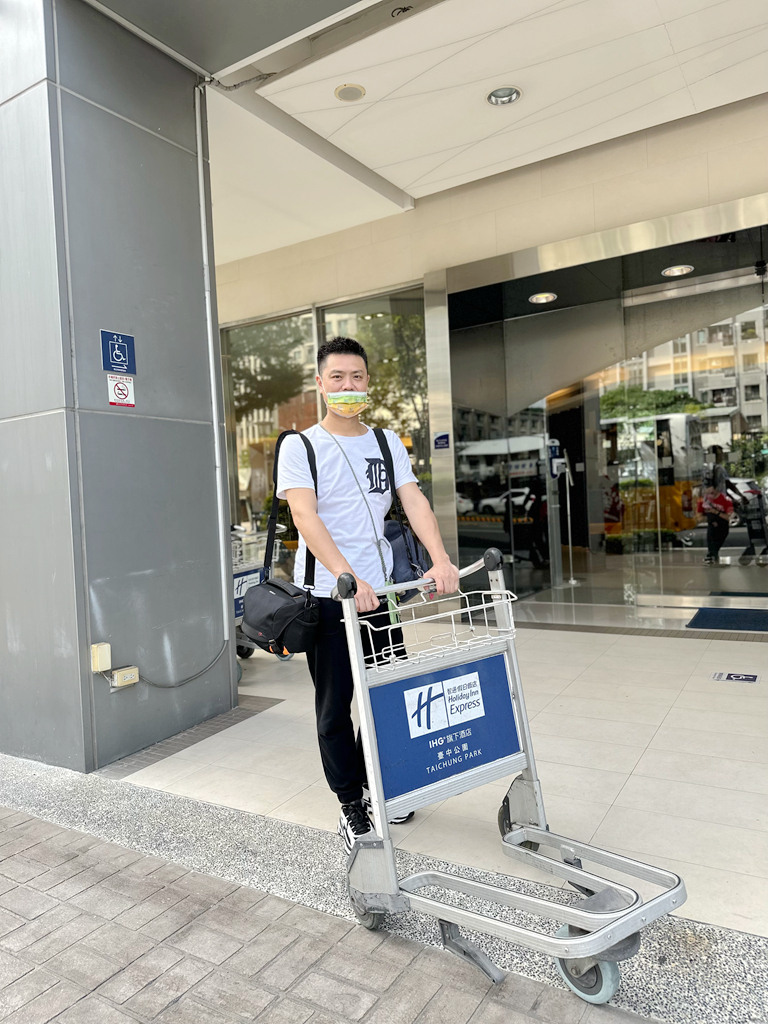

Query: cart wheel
[554,926,620,1004]
[353,907,385,931]
[349,887,385,931]
[497,796,539,852]
[236,644,255,659]
[275,650,294,662]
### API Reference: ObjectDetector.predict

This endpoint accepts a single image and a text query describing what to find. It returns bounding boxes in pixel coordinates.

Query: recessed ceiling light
[334,83,366,102]
[362,314,373,320]
[528,292,557,304]
[486,86,522,106]
[661,264,694,277]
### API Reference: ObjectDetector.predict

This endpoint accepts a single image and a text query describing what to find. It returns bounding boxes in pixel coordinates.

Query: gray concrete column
[0,0,236,771]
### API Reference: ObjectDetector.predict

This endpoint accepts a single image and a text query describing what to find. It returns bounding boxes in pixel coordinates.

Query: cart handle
[232,524,287,535]
[332,548,504,601]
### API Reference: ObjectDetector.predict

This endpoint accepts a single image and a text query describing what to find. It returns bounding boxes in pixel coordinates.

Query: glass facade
[221,286,429,527]
[221,312,316,527]
[449,228,768,615]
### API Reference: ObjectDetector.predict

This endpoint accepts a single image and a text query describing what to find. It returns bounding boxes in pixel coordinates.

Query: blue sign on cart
[101,330,136,375]
[233,567,263,618]
[369,654,520,800]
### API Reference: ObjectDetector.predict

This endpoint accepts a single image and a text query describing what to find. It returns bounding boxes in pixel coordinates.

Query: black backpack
[241,431,320,655]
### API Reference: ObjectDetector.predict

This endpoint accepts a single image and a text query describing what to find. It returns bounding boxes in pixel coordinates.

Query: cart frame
[333,548,686,998]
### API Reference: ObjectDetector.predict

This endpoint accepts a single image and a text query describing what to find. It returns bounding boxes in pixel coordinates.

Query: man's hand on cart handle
[353,576,380,614]
[426,557,460,595]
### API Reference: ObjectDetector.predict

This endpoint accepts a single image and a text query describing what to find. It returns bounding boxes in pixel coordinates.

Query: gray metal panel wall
[0,0,52,105]
[0,0,234,770]
[54,0,233,765]
[0,412,90,769]
[59,91,212,419]
[87,0,371,76]
[79,415,229,766]
[0,83,66,419]
[56,0,198,152]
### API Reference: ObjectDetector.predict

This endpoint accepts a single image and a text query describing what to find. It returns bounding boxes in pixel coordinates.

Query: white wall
[216,94,768,324]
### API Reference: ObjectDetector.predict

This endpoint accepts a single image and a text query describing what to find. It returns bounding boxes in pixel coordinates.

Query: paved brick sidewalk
[0,806,645,1024]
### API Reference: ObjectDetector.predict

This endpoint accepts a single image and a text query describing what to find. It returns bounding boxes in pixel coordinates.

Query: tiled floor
[0,805,656,1024]
[122,631,768,938]
[95,696,283,781]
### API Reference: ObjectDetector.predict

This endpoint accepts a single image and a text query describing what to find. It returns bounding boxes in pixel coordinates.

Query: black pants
[307,597,401,804]
[706,513,729,558]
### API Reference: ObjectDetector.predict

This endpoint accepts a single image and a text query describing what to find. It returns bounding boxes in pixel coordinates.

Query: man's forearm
[404,493,450,564]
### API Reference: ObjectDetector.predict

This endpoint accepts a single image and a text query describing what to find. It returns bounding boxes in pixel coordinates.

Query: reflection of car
[479,489,530,514]
[456,493,475,515]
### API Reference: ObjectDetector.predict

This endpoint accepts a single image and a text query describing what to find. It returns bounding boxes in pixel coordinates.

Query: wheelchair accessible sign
[101,330,136,375]
[369,654,520,800]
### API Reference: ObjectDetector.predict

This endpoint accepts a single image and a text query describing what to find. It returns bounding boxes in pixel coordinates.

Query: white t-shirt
[276,424,418,598]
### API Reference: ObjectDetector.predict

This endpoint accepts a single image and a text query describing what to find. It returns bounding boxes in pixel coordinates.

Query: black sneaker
[337,800,373,854]
[362,786,414,826]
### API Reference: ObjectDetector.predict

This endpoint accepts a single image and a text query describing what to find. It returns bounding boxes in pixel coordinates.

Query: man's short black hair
[317,336,368,374]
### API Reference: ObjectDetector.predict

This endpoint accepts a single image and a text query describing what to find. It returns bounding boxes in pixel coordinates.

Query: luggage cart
[735,483,768,566]
[333,548,686,1004]
[231,526,293,661]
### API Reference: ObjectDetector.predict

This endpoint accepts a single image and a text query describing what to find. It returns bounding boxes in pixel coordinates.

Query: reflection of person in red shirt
[696,486,734,564]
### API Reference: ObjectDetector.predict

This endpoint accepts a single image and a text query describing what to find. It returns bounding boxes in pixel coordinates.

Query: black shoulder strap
[373,426,410,550]
[264,430,317,588]
[372,427,396,497]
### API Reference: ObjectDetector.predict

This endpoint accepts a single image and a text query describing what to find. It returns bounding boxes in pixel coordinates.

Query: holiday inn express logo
[403,672,485,739]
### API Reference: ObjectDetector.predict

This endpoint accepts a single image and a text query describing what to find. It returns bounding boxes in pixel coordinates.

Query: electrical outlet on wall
[91,643,111,672]
[112,667,139,688]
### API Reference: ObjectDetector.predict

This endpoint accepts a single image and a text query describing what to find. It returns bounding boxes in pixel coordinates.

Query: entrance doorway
[449,228,768,623]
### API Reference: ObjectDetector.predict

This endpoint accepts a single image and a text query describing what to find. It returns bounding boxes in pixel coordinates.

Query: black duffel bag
[241,431,319,655]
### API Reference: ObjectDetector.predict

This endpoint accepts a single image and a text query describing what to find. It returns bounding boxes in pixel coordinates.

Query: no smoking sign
[108,373,135,407]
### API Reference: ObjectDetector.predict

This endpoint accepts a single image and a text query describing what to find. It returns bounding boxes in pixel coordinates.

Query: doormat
[688,608,768,631]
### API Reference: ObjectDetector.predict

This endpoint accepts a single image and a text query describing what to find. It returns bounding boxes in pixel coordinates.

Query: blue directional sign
[369,653,520,801]
[101,330,136,375]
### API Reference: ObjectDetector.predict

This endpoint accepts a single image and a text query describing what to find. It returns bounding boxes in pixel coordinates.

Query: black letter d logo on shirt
[365,458,388,494]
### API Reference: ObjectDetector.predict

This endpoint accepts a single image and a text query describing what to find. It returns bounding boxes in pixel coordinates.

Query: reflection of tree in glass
[356,314,428,443]
[601,385,710,420]
[227,319,308,422]
[730,432,768,478]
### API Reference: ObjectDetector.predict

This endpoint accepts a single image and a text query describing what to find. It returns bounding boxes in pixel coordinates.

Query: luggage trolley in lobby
[232,525,293,664]
[332,549,686,1004]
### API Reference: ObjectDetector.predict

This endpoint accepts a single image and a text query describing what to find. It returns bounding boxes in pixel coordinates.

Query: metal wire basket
[359,588,518,674]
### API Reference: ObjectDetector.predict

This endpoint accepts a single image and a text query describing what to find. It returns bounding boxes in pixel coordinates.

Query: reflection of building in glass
[454,404,545,444]
[322,289,429,494]
[600,309,767,452]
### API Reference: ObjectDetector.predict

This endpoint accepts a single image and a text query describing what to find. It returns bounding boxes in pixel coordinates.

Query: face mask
[324,390,369,417]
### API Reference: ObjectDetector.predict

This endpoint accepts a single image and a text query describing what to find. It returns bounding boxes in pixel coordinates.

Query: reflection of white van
[454,435,546,482]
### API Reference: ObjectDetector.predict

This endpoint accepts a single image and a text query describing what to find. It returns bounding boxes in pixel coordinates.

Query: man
[697,483,734,565]
[707,445,745,504]
[277,337,459,851]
